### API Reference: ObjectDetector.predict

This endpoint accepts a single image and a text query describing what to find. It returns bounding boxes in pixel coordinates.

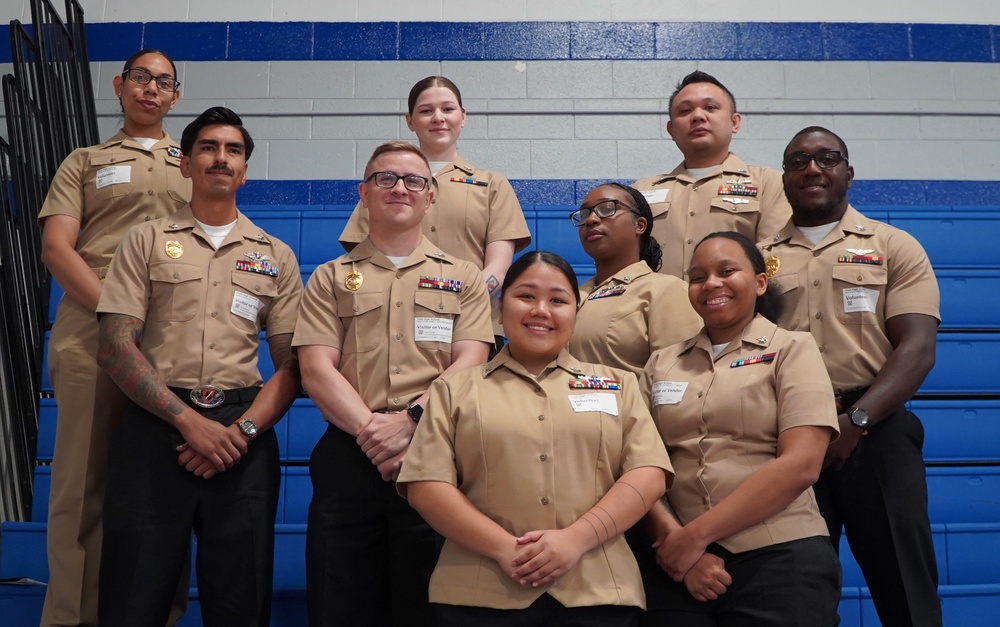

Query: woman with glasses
[399,251,673,627]
[640,232,841,626]
[340,76,531,351]
[37,49,190,627]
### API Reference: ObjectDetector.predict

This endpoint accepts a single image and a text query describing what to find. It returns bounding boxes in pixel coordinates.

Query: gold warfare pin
[345,270,363,291]
[165,241,183,259]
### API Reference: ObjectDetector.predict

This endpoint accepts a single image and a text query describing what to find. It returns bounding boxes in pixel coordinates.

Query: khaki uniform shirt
[643,315,838,554]
[39,130,190,275]
[569,261,702,381]
[292,236,493,412]
[339,155,531,335]
[399,348,673,609]
[759,205,941,392]
[97,206,302,388]
[633,153,791,279]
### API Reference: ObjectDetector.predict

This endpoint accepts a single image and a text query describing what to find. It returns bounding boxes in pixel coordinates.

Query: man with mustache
[633,70,791,278]
[760,126,942,627]
[95,106,303,626]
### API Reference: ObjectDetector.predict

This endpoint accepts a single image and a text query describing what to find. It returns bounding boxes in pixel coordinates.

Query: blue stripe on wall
[236,179,1000,206]
[2,21,998,64]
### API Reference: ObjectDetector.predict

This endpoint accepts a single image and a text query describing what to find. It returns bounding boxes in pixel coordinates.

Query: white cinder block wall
[4,1,1000,182]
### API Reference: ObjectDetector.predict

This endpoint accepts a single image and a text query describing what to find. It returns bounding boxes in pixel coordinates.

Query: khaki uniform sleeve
[96,223,153,321]
[38,148,87,224]
[264,241,303,337]
[292,262,345,348]
[755,166,793,242]
[484,173,531,252]
[618,371,674,486]
[452,261,495,343]
[884,229,941,321]
[338,200,369,250]
[397,376,461,492]
[648,277,702,352]
[774,332,841,440]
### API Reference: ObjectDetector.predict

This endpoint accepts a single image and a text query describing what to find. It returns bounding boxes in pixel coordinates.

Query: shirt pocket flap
[337,292,383,317]
[90,153,139,167]
[232,271,278,297]
[414,290,461,315]
[150,263,203,284]
[832,264,888,287]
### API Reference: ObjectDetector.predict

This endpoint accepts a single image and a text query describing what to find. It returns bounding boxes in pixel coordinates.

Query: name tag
[231,291,262,322]
[95,165,131,189]
[651,381,688,406]
[568,393,619,416]
[641,189,668,204]
[415,317,454,343]
[843,287,878,313]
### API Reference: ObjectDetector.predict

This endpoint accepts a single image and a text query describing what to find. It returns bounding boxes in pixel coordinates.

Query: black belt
[169,386,261,409]
[834,387,869,413]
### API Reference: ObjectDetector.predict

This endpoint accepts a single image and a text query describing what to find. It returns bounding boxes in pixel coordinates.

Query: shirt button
[541,496,549,505]
[815,312,822,319]
[697,392,703,398]
[693,185,699,191]
[211,312,218,318]
[394,367,402,374]
[857,275,864,281]
[147,167,153,172]
[430,226,437,232]
[393,397,399,404]
[147,189,154,195]
[813,251,821,257]
[813,280,820,286]
[173,273,179,279]
[689,211,695,216]
[539,454,547,462]
[353,305,359,312]
[537,415,545,421]
[209,342,216,349]
[395,301,402,307]
[144,216,151,221]
[686,238,693,244]
[395,333,402,341]
[255,286,260,292]
[818,345,826,353]
[438,303,444,310]
[213,281,219,287]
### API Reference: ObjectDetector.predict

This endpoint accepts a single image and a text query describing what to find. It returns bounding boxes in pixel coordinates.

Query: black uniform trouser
[639,536,841,627]
[306,423,438,627]
[814,406,943,627]
[99,394,279,627]
[433,593,639,627]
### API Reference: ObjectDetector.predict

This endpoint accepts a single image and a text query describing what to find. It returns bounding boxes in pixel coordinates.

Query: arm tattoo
[485,274,500,296]
[97,313,186,423]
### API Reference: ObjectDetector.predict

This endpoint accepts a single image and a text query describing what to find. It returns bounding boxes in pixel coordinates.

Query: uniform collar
[342,235,452,270]
[163,205,270,245]
[436,154,476,178]
[656,152,751,185]
[764,204,875,250]
[99,129,180,153]
[581,260,652,295]
[681,314,776,360]
[484,347,589,380]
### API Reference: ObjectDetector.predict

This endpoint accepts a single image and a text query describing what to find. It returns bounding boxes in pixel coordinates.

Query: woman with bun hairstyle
[339,76,531,349]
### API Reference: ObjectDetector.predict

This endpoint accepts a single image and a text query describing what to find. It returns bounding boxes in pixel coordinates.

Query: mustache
[208,164,233,175]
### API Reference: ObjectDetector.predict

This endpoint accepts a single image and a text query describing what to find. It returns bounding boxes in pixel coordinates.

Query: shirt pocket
[771,272,804,330]
[88,153,139,202]
[832,264,887,326]
[336,292,384,354]
[709,197,761,235]
[413,290,461,353]
[164,154,189,206]
[229,271,278,333]
[148,262,203,322]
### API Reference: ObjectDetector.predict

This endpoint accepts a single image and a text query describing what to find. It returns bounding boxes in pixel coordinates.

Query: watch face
[849,408,870,429]
[239,419,258,437]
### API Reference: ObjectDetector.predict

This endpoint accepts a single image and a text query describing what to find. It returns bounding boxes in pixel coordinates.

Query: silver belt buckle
[190,385,225,408]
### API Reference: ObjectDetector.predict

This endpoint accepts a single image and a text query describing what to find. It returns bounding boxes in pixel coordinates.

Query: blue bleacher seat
[240,208,306,256]
[912,400,1000,463]
[0,522,48,581]
[31,466,50,524]
[838,587,862,627]
[889,212,1000,269]
[534,206,588,266]
[36,398,57,462]
[282,466,311,525]
[927,467,1000,524]
[840,525,946,587]
[284,399,325,462]
[299,210,354,266]
[945,523,1000,586]
[48,278,64,325]
[40,331,51,393]
[921,334,1000,395]
[258,335,274,380]
[936,270,1000,330]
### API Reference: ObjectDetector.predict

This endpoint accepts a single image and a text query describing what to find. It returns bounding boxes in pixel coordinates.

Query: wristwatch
[846,407,871,430]
[237,418,258,439]
[406,403,424,424]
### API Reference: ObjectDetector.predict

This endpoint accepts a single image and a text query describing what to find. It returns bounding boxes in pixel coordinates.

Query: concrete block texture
[488,114,575,140]
[527,62,614,99]
[870,62,956,100]
[268,139,357,179]
[531,140,619,178]
[783,62,872,100]
[269,62,356,99]
[456,140,533,179]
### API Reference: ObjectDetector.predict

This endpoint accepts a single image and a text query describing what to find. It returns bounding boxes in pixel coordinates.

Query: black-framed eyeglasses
[782,149,848,172]
[569,199,639,226]
[122,67,180,93]
[364,171,431,192]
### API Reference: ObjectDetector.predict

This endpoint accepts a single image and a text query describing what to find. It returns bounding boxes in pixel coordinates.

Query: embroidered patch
[569,375,621,390]
[730,353,776,368]
[418,276,462,292]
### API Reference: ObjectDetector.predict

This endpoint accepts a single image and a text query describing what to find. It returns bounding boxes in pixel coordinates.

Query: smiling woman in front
[397,250,673,627]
